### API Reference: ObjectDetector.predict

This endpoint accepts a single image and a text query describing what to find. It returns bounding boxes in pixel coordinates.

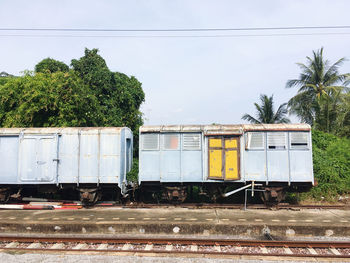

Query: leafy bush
[127,158,139,183]
[0,71,100,127]
[305,130,350,200]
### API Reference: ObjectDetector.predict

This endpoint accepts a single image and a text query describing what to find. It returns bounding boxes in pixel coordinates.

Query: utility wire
[1,25,350,32]
[1,32,350,38]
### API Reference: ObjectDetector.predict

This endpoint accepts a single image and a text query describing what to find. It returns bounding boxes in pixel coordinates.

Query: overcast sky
[1,0,350,125]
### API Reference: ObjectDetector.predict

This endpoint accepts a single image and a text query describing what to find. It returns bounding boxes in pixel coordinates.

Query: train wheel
[78,188,101,206]
[162,186,187,203]
[0,188,10,203]
[260,187,286,206]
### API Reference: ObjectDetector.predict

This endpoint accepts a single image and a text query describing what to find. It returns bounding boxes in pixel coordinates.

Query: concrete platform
[0,208,349,239]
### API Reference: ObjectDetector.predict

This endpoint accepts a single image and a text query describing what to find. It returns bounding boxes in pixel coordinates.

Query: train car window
[182,134,201,150]
[267,132,286,150]
[290,132,309,149]
[142,134,159,150]
[162,134,180,150]
[246,132,264,150]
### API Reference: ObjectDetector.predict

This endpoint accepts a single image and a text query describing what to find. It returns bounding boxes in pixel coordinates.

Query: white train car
[0,127,133,203]
[139,124,314,203]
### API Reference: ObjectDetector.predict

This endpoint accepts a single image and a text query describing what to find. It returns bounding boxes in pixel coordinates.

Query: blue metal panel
[78,132,99,184]
[0,136,18,183]
[99,134,120,184]
[57,134,79,184]
[267,151,289,181]
[120,128,133,189]
[290,151,313,181]
[244,151,266,182]
[181,151,202,182]
[160,151,181,182]
[139,152,160,181]
[19,135,58,183]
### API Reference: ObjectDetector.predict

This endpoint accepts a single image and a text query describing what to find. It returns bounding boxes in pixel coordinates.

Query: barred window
[267,132,286,150]
[162,134,179,150]
[246,132,264,150]
[182,134,201,150]
[290,132,309,149]
[142,134,159,150]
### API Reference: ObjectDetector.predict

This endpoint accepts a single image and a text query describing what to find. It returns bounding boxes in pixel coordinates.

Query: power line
[1,25,350,32]
[1,32,350,38]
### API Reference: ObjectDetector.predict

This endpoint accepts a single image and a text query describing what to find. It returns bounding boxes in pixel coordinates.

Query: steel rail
[0,236,349,258]
[0,247,349,258]
[0,236,349,248]
[96,202,349,210]
[6,200,348,210]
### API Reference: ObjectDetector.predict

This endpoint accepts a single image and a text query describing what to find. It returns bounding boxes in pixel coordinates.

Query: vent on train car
[162,134,180,150]
[267,132,286,150]
[182,134,201,150]
[142,134,159,150]
[246,132,264,150]
[290,132,309,149]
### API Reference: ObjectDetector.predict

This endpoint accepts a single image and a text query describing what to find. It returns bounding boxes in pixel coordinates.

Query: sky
[1,0,350,125]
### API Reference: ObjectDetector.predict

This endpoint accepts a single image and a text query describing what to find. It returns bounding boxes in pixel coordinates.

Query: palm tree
[286,48,349,132]
[242,94,290,124]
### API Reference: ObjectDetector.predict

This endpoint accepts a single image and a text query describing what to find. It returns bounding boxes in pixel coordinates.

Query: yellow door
[225,138,239,180]
[208,137,240,180]
[208,138,223,179]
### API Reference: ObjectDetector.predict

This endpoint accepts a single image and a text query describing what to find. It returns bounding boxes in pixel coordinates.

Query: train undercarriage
[0,182,313,206]
[137,182,313,205]
[0,184,123,205]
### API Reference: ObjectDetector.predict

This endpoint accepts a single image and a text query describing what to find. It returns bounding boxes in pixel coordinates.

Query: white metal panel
[139,152,160,181]
[162,134,180,150]
[267,132,287,149]
[57,134,79,183]
[142,134,159,150]
[79,132,98,184]
[0,136,18,183]
[99,134,120,184]
[290,151,313,181]
[246,132,264,149]
[19,135,57,183]
[267,150,289,181]
[160,151,181,182]
[182,134,201,150]
[290,132,309,149]
[181,151,202,182]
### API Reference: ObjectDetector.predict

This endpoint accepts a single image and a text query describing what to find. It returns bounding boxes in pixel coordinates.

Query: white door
[19,135,58,182]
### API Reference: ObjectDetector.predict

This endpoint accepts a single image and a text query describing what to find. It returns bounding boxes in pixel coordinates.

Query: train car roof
[0,127,128,135]
[140,124,311,134]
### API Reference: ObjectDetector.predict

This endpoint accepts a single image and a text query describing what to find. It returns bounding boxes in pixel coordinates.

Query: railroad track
[97,202,349,210]
[0,236,349,258]
[2,201,348,210]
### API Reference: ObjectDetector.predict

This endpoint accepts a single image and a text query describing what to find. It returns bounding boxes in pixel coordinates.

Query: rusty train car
[0,127,133,203]
[0,124,314,204]
[138,124,314,203]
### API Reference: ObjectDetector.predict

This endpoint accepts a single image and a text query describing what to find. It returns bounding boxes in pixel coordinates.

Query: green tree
[0,71,15,86]
[0,48,145,157]
[0,71,100,127]
[286,48,349,132]
[35,58,69,73]
[71,48,145,132]
[242,94,290,124]
[0,72,14,77]
[334,91,350,137]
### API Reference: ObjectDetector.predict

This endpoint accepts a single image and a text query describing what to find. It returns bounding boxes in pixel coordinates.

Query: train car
[0,127,133,203]
[138,124,314,203]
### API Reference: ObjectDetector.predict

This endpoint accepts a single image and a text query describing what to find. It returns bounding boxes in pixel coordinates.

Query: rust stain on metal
[140,124,311,133]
